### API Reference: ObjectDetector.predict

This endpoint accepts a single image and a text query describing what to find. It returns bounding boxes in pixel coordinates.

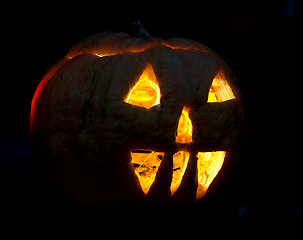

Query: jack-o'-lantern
[30,31,244,206]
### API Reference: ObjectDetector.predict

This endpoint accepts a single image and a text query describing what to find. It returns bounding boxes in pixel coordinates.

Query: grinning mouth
[130,149,226,200]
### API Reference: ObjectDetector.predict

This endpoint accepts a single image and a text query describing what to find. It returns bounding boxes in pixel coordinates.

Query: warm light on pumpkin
[125,64,235,199]
[30,31,244,207]
[196,151,225,199]
[130,151,163,194]
[208,67,235,102]
[175,106,192,144]
[124,63,160,109]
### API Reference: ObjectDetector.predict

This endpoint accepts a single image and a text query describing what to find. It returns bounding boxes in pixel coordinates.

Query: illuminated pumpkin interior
[125,64,235,200]
[124,63,160,108]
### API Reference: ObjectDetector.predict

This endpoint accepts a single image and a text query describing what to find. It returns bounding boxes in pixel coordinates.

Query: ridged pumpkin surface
[31,32,244,206]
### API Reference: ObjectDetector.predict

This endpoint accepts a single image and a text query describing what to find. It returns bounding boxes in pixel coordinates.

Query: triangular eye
[124,63,160,109]
[208,68,235,103]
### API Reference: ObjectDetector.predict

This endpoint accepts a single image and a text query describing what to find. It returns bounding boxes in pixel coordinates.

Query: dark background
[1,0,302,234]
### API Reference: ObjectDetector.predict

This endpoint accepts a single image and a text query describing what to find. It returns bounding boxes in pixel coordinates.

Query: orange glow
[130,151,163,194]
[173,108,226,198]
[125,66,235,199]
[175,107,192,144]
[208,68,235,103]
[124,63,160,109]
[124,64,162,193]
[171,107,192,194]
[196,151,225,199]
[171,151,190,194]
[32,38,236,199]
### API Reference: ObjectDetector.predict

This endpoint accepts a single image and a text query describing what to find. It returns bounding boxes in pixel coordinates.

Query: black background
[1,0,302,234]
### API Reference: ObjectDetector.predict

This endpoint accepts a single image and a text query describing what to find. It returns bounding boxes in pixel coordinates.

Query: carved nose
[175,106,192,144]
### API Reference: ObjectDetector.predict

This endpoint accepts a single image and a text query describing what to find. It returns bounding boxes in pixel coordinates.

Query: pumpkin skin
[30,32,244,206]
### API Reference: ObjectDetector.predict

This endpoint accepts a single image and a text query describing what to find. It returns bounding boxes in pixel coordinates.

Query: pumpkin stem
[133,21,152,40]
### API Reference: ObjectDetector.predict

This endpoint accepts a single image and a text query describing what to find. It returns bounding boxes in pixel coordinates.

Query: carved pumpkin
[30,32,244,206]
